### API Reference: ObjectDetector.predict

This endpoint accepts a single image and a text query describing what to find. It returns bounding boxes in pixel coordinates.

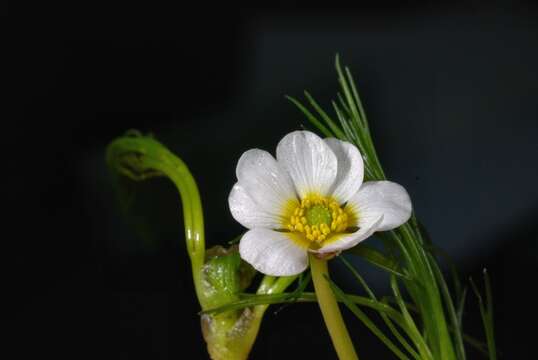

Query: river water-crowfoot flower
[229,130,412,276]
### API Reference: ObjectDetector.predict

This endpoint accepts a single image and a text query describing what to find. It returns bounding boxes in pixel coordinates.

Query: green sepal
[203,245,256,309]
[200,245,265,360]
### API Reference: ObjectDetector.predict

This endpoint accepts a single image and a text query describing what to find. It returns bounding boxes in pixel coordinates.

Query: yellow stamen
[285,193,352,245]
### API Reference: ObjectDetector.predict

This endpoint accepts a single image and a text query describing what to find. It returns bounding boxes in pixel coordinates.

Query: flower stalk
[310,254,359,360]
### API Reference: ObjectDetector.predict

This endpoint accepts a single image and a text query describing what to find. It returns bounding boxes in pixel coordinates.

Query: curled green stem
[107,132,298,360]
[106,132,208,307]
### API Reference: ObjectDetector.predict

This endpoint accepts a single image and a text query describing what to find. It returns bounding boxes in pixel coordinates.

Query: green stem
[309,254,359,360]
[253,275,298,317]
[106,133,208,308]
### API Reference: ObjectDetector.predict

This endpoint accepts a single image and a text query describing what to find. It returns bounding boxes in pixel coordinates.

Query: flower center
[286,194,349,244]
[305,205,332,226]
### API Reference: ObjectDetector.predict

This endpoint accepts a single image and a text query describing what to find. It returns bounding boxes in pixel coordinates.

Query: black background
[6,3,538,359]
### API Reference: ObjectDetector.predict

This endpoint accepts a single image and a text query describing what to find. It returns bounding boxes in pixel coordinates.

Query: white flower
[229,131,412,276]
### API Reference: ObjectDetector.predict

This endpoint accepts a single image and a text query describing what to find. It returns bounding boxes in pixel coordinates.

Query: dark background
[6,3,538,359]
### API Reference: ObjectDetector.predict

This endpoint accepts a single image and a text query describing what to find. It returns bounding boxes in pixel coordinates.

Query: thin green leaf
[335,54,361,125]
[336,92,353,121]
[428,254,466,360]
[380,298,422,360]
[331,102,376,181]
[461,333,489,357]
[340,256,421,360]
[391,275,433,360]
[456,287,468,333]
[303,91,345,138]
[346,243,410,279]
[335,56,386,179]
[201,291,400,317]
[286,95,333,137]
[344,66,369,131]
[327,276,411,360]
[470,271,496,360]
[332,101,356,141]
[422,241,463,303]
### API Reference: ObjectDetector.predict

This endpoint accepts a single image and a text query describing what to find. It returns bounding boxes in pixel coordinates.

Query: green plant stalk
[107,133,297,360]
[309,254,359,360]
[106,134,208,307]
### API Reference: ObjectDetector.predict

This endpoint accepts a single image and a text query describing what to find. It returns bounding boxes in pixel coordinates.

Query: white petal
[314,214,384,254]
[236,149,297,218]
[229,183,284,229]
[276,131,338,199]
[325,138,364,203]
[239,228,308,276]
[347,181,412,232]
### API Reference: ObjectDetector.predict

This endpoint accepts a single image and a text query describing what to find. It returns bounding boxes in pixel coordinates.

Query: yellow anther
[286,193,352,246]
